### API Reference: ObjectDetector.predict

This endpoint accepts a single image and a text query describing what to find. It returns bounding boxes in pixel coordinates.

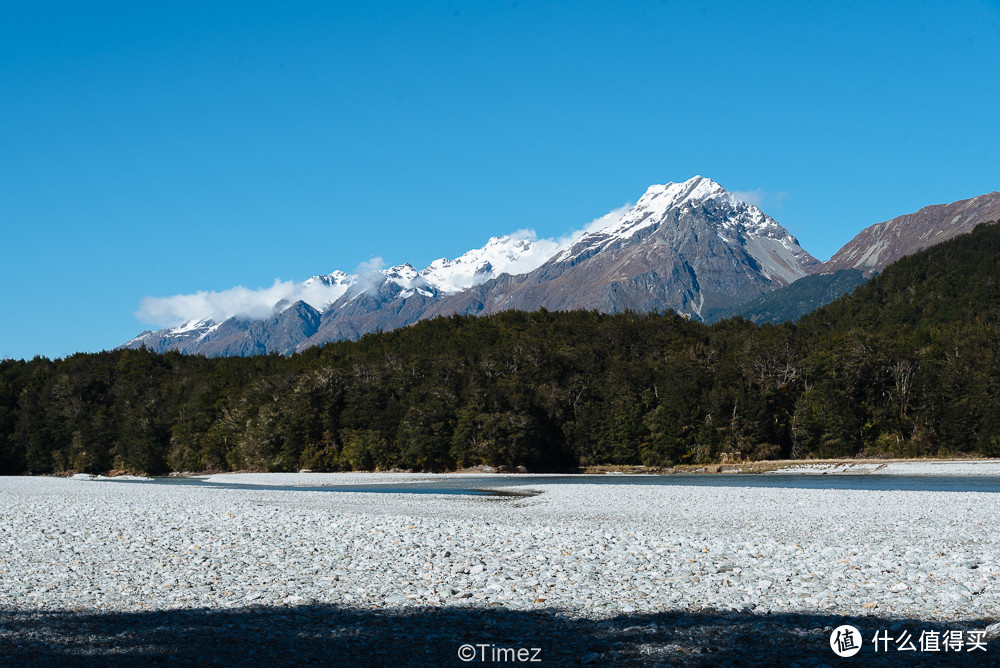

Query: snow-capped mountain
[124,176,817,356]
[422,176,818,322]
[555,176,814,286]
[555,177,747,262]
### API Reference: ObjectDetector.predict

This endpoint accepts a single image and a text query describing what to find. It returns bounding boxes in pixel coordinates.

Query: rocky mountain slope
[820,191,1000,276]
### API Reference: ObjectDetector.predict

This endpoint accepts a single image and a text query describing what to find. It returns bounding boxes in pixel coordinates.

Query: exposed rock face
[819,191,1000,276]
[297,285,439,348]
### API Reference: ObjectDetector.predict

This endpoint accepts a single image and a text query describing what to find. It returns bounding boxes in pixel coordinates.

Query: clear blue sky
[2,1,999,360]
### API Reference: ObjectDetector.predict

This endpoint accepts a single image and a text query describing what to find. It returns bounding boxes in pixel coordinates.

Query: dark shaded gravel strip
[1,605,996,666]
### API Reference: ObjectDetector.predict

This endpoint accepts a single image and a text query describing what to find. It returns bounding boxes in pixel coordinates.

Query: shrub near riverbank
[1,222,999,475]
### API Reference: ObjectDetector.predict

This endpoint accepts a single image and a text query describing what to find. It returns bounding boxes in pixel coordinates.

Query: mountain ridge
[124,179,999,356]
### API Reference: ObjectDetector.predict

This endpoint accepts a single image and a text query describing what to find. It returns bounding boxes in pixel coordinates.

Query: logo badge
[830,624,862,657]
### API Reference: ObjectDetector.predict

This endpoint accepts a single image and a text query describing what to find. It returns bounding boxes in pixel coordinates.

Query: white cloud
[500,229,564,273]
[136,276,353,327]
[730,189,789,212]
[552,203,632,249]
[579,204,632,236]
[730,188,765,208]
[476,204,632,281]
[354,256,387,296]
[296,279,352,310]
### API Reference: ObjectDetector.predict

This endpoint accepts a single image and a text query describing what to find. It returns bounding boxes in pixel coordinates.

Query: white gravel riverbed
[1,474,997,623]
[765,460,1000,476]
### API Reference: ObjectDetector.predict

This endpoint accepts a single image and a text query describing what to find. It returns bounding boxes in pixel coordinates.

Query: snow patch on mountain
[173,317,216,334]
[417,230,566,294]
[124,318,222,350]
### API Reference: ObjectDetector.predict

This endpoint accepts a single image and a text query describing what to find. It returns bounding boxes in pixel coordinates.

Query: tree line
[2,222,998,475]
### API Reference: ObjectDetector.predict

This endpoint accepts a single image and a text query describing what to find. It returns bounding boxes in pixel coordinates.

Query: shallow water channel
[98,473,1000,496]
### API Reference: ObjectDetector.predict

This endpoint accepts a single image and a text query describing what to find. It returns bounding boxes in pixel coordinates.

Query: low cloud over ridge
[136,278,352,328]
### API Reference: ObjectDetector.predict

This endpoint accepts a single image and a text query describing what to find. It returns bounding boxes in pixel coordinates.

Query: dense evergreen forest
[704,268,868,324]
[2,222,999,475]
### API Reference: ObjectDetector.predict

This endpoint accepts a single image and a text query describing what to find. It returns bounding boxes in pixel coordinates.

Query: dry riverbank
[580,458,1000,476]
[1,473,998,664]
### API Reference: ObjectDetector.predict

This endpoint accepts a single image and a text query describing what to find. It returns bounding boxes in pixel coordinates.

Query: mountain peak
[557,176,760,262]
[550,176,816,288]
[638,175,735,207]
